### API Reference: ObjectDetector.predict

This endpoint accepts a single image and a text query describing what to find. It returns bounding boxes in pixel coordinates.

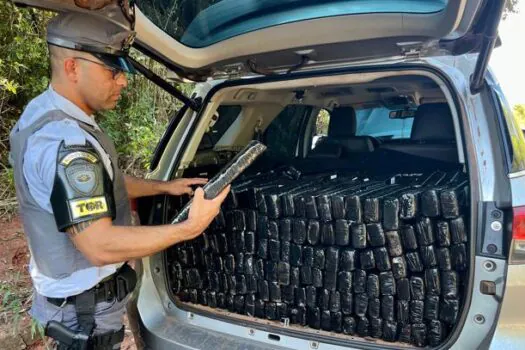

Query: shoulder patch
[69,196,109,219]
[60,151,98,166]
[65,163,99,195]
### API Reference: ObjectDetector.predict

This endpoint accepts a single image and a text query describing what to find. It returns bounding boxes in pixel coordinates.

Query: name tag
[69,196,108,219]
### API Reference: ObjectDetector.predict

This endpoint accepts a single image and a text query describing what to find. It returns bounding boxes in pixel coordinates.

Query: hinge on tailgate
[398,42,423,61]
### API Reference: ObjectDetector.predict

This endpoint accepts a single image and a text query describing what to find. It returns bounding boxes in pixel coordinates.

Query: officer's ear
[63,57,81,83]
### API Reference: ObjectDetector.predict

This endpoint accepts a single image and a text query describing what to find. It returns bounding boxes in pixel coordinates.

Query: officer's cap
[47,12,136,73]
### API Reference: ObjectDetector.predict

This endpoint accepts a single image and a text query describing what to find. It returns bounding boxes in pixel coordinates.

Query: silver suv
[15,0,525,349]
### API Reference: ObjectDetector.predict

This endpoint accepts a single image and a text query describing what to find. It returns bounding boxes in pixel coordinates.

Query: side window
[311,109,330,149]
[198,105,242,150]
[264,105,311,158]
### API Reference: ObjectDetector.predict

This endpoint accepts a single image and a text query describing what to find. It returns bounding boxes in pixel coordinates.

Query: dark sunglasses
[73,57,125,80]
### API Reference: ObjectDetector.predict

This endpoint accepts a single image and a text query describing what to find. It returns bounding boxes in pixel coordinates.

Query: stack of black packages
[167,170,469,347]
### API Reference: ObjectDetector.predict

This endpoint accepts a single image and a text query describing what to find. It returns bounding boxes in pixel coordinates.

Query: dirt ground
[0,215,136,349]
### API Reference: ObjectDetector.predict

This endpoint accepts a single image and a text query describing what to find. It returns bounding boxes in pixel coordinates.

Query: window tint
[355,107,414,140]
[198,105,241,150]
[264,105,311,158]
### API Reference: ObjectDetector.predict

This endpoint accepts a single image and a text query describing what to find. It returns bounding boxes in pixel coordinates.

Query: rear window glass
[137,0,448,48]
[198,105,241,150]
[356,107,414,140]
[264,105,311,158]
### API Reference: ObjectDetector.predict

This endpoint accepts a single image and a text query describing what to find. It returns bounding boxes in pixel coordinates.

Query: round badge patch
[66,164,99,195]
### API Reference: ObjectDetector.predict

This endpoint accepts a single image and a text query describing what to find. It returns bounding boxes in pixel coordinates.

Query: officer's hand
[163,178,208,196]
[184,186,230,241]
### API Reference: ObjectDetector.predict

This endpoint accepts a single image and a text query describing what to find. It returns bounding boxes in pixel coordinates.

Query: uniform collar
[48,85,101,131]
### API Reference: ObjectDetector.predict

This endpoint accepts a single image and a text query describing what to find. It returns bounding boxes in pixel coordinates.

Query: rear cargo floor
[166,169,469,348]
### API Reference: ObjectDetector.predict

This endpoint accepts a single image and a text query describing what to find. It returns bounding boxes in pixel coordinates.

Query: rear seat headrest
[328,106,357,138]
[411,103,455,141]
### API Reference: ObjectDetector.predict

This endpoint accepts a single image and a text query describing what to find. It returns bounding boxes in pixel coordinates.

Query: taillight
[509,206,525,264]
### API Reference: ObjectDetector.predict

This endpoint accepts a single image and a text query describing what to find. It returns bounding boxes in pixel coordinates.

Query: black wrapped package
[291,306,307,325]
[189,289,198,304]
[325,269,338,291]
[279,219,292,242]
[364,197,380,223]
[266,194,283,220]
[354,293,368,317]
[421,189,441,217]
[217,233,229,254]
[335,220,350,246]
[321,310,332,331]
[421,245,438,268]
[245,231,255,254]
[292,219,307,244]
[255,259,265,280]
[425,268,441,296]
[226,294,234,312]
[415,217,435,246]
[258,239,268,259]
[268,220,279,240]
[187,268,202,289]
[269,239,281,262]
[246,210,257,232]
[425,295,440,320]
[266,302,277,320]
[296,287,306,306]
[307,220,320,245]
[208,272,220,292]
[374,247,391,272]
[290,244,302,267]
[367,274,380,298]
[370,317,383,339]
[214,210,227,229]
[308,307,321,329]
[410,300,424,324]
[383,198,400,231]
[244,254,254,275]
[392,256,407,280]
[345,196,362,223]
[266,261,278,282]
[406,252,424,273]
[321,223,336,245]
[441,189,460,219]
[236,274,247,294]
[245,294,255,316]
[301,267,313,285]
[367,223,385,247]
[451,243,467,271]
[277,302,288,320]
[198,290,208,306]
[282,285,295,304]
[313,268,323,288]
[255,299,265,318]
[351,223,367,249]
[332,311,343,333]
[326,247,340,271]
[428,320,444,346]
[257,215,269,239]
[436,221,451,247]
[219,274,228,293]
[227,210,247,233]
[291,267,300,288]
[330,291,341,313]
[386,231,403,257]
[247,275,257,293]
[410,277,425,301]
[225,254,235,275]
[440,298,459,324]
[281,241,290,263]
[400,192,418,220]
[270,282,281,302]
[306,286,317,308]
[171,279,181,294]
[234,295,245,314]
[215,256,224,273]
[313,247,326,270]
[235,253,244,274]
[305,194,319,220]
[303,246,314,267]
[437,247,452,271]
[173,262,183,281]
[343,316,357,335]
[442,271,459,299]
[342,293,353,315]
[354,270,367,293]
[412,323,427,347]
[204,254,215,273]
[380,272,396,296]
[397,300,410,324]
[338,271,353,293]
[397,278,411,301]
[278,262,290,285]
[399,324,412,343]
[216,292,226,309]
[357,316,370,337]
[450,216,468,244]
[381,295,395,321]
[360,250,376,271]
[340,249,357,271]
[208,237,219,255]
[383,321,398,342]
[332,195,345,220]
[317,195,333,223]
[400,225,418,251]
[368,298,380,318]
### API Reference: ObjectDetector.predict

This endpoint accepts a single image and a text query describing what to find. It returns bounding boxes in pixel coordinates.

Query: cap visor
[94,53,136,74]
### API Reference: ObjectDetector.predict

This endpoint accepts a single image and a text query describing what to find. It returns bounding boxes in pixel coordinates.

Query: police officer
[9,10,230,350]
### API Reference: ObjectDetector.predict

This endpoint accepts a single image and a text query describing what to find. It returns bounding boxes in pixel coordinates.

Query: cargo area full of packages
[154,68,472,348]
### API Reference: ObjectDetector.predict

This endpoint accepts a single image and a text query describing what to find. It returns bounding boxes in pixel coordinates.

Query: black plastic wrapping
[216,292,226,309]
[255,299,265,318]
[301,267,313,285]
[247,275,257,293]
[321,310,332,331]
[189,289,198,304]
[370,317,383,338]
[399,324,412,343]
[360,249,376,271]
[225,293,234,312]
[291,267,300,288]
[215,255,224,273]
[244,254,254,275]
[227,210,247,233]
[342,293,353,315]
[234,295,245,314]
[392,256,408,280]
[265,194,281,220]
[415,217,435,246]
[397,300,410,324]
[367,274,380,298]
[198,290,208,306]
[422,190,441,217]
[313,268,323,288]
[442,271,459,299]
[364,197,380,223]
[332,311,343,333]
[281,241,290,263]
[421,245,438,268]
[400,225,418,251]
[255,259,265,280]
[441,189,460,219]
[257,215,269,239]
[269,239,281,262]
[290,244,302,267]
[440,298,459,324]
[425,268,441,296]
[412,323,427,347]
[303,246,314,267]
[268,220,279,240]
[266,261,278,282]
[410,300,424,324]
[219,274,228,293]
[187,268,202,289]
[450,216,467,244]
[317,195,333,222]
[383,321,398,342]
[383,198,400,231]
[351,223,368,249]
[380,272,396,296]
[397,278,411,301]
[381,295,395,321]
[278,262,290,285]
[319,290,330,315]
[291,306,307,325]
[326,247,340,271]
[436,221,451,247]
[325,269,338,291]
[330,291,341,313]
[208,272,220,292]
[335,219,350,246]
[306,286,317,308]
[386,231,403,257]
[236,274,247,294]
[406,252,424,273]
[374,247,391,272]
[354,269,367,293]
[258,239,268,259]
[293,219,307,244]
[266,302,277,320]
[225,254,235,275]
[321,223,336,245]
[277,302,288,320]
[313,247,326,270]
[354,293,368,317]
[367,223,385,247]
[357,316,370,337]
[343,316,357,335]
[307,220,320,245]
[282,285,295,304]
[279,219,292,242]
[245,231,255,254]
[308,307,321,329]
[296,287,306,306]
[246,210,257,232]
[368,298,380,318]
[428,320,443,346]
[244,294,255,316]
[332,196,346,220]
[410,277,425,301]
[451,243,467,271]
[270,282,282,302]
[437,247,452,271]
[425,295,440,320]
[340,249,357,271]
[400,192,418,220]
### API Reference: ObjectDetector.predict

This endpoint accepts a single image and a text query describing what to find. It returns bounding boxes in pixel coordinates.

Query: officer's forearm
[69,217,199,266]
[124,175,165,199]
